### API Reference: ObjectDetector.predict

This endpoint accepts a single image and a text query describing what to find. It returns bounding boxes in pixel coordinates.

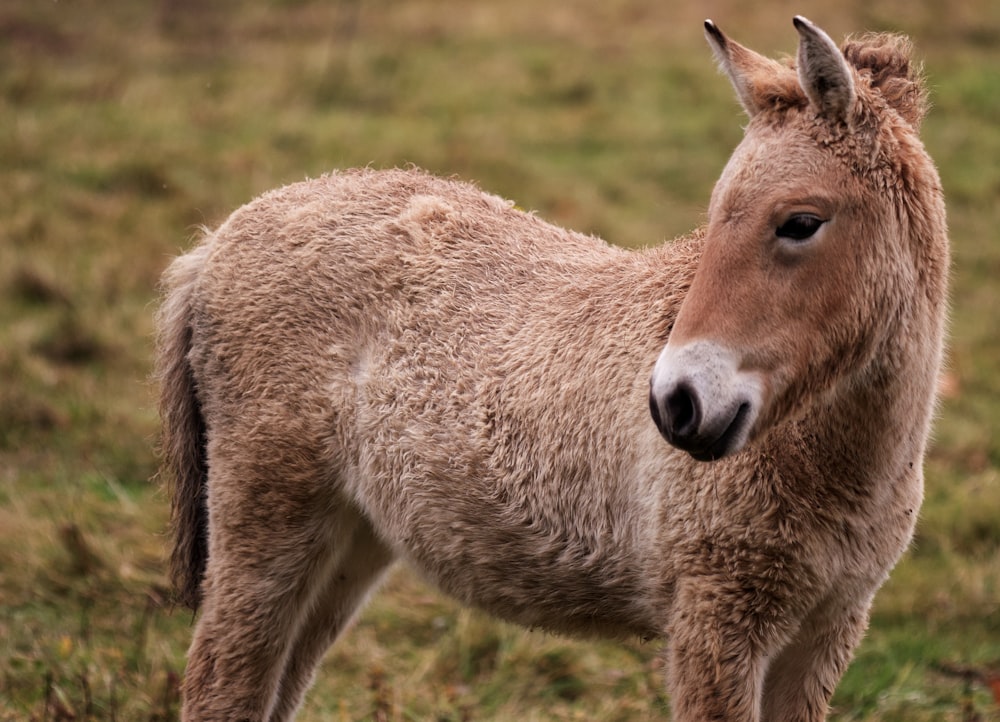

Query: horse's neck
[793,301,943,503]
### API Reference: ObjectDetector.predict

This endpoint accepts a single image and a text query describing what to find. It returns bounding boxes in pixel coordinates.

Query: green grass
[1,0,998,719]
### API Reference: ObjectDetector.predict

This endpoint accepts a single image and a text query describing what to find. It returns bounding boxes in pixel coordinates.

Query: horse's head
[649,17,945,462]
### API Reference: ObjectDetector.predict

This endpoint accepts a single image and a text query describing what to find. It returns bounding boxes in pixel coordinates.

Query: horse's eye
[776,214,824,241]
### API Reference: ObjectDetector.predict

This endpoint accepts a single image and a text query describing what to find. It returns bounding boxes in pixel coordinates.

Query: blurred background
[1,0,997,719]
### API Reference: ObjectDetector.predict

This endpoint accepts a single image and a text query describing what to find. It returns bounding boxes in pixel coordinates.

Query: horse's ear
[793,16,855,124]
[704,19,787,118]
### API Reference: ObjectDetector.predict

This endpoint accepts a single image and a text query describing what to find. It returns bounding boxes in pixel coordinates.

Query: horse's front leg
[760,593,872,722]
[664,576,778,722]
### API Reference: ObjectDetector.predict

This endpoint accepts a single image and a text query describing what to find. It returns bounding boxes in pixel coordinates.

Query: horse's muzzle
[649,340,762,461]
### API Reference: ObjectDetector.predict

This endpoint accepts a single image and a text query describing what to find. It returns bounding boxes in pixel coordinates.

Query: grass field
[1,0,998,719]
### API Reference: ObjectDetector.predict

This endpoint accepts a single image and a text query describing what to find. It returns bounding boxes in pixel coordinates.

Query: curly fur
[156,18,947,722]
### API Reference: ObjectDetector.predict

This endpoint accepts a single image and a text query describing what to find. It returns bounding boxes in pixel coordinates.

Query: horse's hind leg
[181,438,355,721]
[267,519,395,722]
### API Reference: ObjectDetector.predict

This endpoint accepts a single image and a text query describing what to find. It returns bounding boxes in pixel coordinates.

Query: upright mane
[842,33,929,127]
[717,29,929,132]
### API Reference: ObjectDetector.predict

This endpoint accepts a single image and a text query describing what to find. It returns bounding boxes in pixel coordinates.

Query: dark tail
[154,244,211,610]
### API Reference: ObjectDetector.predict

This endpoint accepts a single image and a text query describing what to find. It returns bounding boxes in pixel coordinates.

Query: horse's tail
[154,242,211,611]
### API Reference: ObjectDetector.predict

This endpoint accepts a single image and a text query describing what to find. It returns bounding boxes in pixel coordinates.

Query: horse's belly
[363,487,658,638]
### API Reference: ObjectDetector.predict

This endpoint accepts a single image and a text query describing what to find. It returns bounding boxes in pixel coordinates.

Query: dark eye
[776,213,824,241]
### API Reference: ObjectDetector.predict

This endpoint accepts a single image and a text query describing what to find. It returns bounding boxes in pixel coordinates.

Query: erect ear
[793,16,855,124]
[704,19,788,118]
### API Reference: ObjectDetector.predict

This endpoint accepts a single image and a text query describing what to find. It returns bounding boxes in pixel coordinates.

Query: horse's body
[156,18,947,721]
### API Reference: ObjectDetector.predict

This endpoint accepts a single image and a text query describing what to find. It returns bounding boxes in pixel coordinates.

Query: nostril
[665,383,700,438]
[649,388,663,429]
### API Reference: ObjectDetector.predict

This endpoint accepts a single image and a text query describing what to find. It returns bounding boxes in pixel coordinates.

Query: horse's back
[198,168,610,310]
[181,168,627,473]
[176,168,697,636]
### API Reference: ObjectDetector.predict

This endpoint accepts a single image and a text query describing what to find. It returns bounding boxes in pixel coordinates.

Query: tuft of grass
[1,0,998,720]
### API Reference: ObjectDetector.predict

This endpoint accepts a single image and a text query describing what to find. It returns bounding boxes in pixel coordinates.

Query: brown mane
[731,32,928,131]
[843,33,929,127]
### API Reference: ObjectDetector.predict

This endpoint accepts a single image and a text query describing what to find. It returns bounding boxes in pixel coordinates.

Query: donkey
[156,16,947,721]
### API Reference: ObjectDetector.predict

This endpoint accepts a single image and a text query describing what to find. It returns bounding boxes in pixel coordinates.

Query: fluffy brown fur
[156,17,947,722]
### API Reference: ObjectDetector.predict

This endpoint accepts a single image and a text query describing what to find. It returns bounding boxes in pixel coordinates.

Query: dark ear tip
[704,19,724,43]
[792,15,812,33]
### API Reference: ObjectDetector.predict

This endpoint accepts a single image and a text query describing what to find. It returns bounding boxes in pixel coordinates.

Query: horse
[155,16,947,721]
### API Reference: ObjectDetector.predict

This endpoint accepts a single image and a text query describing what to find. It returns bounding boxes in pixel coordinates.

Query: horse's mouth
[681,401,753,462]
